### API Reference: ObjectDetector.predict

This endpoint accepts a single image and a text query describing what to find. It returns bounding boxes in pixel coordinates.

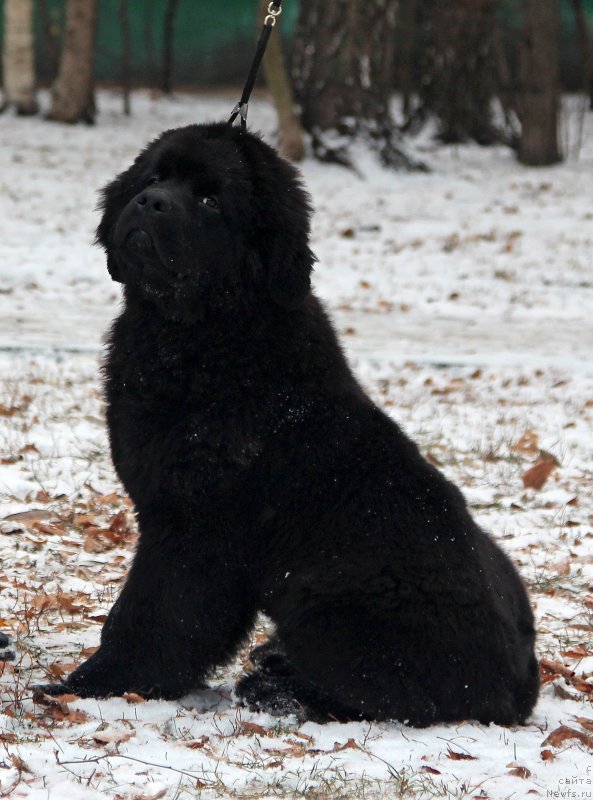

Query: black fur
[41,123,539,725]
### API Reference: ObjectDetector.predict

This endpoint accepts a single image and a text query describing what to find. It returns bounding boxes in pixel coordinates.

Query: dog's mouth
[125,228,154,254]
[117,227,189,282]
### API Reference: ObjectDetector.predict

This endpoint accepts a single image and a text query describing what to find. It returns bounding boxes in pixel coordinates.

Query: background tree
[517,0,562,165]
[37,0,62,81]
[570,0,593,109]
[47,0,97,124]
[161,0,180,94]
[1,0,38,116]
[119,0,131,115]
[413,0,502,144]
[292,0,422,169]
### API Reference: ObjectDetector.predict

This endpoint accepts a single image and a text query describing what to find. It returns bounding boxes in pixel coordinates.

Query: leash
[229,1,283,129]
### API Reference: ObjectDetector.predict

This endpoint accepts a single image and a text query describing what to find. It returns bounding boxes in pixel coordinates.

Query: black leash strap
[229,1,282,129]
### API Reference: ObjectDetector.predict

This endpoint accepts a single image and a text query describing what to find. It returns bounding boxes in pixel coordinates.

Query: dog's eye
[202,196,220,211]
[147,175,160,185]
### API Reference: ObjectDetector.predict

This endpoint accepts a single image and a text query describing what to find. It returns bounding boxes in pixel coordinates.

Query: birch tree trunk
[517,0,562,165]
[47,0,97,124]
[1,0,38,116]
[292,0,423,169]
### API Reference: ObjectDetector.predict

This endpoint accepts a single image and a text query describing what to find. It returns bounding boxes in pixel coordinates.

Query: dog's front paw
[34,649,131,699]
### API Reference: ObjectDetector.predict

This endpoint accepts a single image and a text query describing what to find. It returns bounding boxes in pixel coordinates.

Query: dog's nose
[135,188,172,214]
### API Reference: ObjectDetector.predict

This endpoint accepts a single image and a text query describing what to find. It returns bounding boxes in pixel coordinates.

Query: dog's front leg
[37,516,256,699]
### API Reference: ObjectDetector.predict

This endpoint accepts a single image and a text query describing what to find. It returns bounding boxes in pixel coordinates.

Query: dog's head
[96,123,315,317]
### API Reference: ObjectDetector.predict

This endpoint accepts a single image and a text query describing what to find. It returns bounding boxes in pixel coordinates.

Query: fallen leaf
[576,717,593,733]
[239,721,269,737]
[542,725,593,750]
[10,755,33,774]
[292,730,315,743]
[523,456,557,490]
[540,749,554,761]
[446,747,477,761]
[136,791,167,800]
[332,738,362,752]
[186,735,209,749]
[420,765,441,774]
[3,509,53,522]
[507,764,531,778]
[93,724,135,745]
[123,692,146,704]
[561,646,591,658]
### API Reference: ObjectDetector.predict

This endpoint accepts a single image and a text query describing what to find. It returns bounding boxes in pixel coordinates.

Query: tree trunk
[570,0,593,110]
[120,0,131,115]
[398,0,418,120]
[517,0,562,165]
[258,0,305,162]
[161,0,180,94]
[37,0,61,82]
[47,0,97,124]
[1,0,38,116]
[292,0,423,169]
[417,0,501,145]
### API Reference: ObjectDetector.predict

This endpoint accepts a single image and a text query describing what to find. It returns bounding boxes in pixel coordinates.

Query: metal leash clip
[265,2,282,27]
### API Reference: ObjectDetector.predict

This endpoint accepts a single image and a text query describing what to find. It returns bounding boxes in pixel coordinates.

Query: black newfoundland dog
[41,123,539,725]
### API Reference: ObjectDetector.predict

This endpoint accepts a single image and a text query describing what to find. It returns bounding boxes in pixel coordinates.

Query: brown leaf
[550,561,571,576]
[332,738,362,752]
[576,717,593,733]
[123,692,146,704]
[522,457,557,490]
[33,690,89,723]
[507,764,531,778]
[95,492,122,505]
[83,532,111,553]
[540,749,555,761]
[292,730,315,743]
[47,663,67,679]
[420,765,441,775]
[446,747,477,761]
[31,521,64,536]
[542,725,593,750]
[74,513,100,527]
[10,755,33,774]
[19,443,39,455]
[239,721,269,737]
[186,735,210,749]
[540,658,593,695]
[135,790,167,800]
[93,724,135,744]
[561,646,591,658]
[3,509,53,523]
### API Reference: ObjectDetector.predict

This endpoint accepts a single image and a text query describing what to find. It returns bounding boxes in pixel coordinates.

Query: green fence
[1,0,300,86]
[0,0,591,88]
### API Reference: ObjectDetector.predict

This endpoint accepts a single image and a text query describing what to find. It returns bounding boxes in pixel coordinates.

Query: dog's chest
[105,322,274,467]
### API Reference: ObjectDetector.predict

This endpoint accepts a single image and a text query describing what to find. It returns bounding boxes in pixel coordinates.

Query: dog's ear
[240,134,316,309]
[95,176,127,283]
[104,252,124,283]
[95,143,155,284]
[266,239,315,310]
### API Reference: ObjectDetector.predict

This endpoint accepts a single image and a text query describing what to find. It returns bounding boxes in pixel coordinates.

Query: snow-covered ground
[0,91,592,799]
